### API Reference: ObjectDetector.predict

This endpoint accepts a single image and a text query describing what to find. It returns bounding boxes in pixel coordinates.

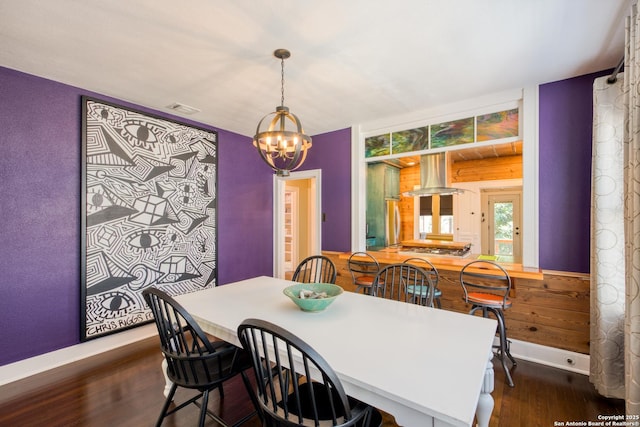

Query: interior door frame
[273,169,322,278]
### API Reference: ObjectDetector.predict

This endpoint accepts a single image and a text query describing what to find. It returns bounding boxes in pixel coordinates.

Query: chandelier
[253,49,312,177]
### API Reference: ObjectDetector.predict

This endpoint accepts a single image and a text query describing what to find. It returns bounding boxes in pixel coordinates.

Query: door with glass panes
[481,190,522,262]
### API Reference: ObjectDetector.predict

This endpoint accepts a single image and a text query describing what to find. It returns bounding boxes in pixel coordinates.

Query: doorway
[274,170,322,279]
[481,189,522,262]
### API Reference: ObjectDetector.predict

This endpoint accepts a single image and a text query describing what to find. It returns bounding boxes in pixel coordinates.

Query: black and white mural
[81,97,217,340]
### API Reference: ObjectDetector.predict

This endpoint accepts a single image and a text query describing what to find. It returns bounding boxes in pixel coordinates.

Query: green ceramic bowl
[283,283,344,312]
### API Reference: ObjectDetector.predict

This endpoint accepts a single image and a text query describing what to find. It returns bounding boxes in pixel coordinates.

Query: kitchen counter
[339,249,543,280]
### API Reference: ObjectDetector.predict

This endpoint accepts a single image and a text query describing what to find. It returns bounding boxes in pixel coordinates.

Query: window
[359,92,535,267]
[419,195,453,236]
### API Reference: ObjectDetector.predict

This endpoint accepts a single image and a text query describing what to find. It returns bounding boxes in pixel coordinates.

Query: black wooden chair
[460,260,517,387]
[372,263,435,307]
[237,318,382,427]
[292,255,337,284]
[402,257,442,307]
[347,252,383,295]
[142,287,256,427]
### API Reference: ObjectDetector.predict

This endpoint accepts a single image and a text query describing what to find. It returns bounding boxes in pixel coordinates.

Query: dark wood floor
[0,337,625,427]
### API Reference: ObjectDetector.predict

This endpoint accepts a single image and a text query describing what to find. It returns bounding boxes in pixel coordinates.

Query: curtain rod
[607,56,625,84]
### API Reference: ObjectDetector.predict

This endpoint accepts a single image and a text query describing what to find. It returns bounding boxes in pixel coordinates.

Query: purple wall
[217,127,274,283]
[1,70,82,360]
[538,69,610,273]
[0,66,274,365]
[298,128,352,252]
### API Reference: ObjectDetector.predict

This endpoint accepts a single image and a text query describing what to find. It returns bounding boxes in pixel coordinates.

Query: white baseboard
[508,338,590,375]
[0,328,589,387]
[0,324,157,387]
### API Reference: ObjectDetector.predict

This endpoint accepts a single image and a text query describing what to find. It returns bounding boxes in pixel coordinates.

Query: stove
[398,246,472,258]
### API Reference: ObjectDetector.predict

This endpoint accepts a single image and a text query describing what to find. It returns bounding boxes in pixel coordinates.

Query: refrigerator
[385,199,401,246]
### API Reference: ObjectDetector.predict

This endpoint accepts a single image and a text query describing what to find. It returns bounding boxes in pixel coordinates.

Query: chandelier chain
[280,56,285,107]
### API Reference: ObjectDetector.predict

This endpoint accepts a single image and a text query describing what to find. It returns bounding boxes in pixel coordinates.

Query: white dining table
[173,276,497,427]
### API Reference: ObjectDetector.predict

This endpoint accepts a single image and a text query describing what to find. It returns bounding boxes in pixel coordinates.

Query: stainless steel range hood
[402,152,464,196]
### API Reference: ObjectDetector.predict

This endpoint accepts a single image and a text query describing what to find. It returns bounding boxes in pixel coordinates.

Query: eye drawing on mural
[81,96,218,341]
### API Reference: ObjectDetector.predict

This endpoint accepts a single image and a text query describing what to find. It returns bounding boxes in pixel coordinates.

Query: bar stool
[460,260,517,387]
[347,252,383,295]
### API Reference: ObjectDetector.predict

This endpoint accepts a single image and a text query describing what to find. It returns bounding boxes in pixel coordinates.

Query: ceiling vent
[167,102,201,115]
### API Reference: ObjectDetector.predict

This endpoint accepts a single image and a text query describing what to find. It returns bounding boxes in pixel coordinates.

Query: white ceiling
[0,0,629,137]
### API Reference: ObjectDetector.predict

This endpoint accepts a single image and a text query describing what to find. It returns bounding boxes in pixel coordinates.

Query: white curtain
[591,68,626,399]
[591,2,640,415]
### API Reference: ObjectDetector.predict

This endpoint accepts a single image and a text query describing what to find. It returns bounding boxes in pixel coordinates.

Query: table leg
[476,350,494,427]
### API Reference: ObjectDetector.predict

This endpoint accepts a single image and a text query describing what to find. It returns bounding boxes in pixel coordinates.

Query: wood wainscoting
[326,251,590,355]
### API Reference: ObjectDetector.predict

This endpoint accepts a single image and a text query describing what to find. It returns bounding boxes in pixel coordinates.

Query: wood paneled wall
[325,252,590,355]
[451,155,522,183]
[399,166,418,241]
